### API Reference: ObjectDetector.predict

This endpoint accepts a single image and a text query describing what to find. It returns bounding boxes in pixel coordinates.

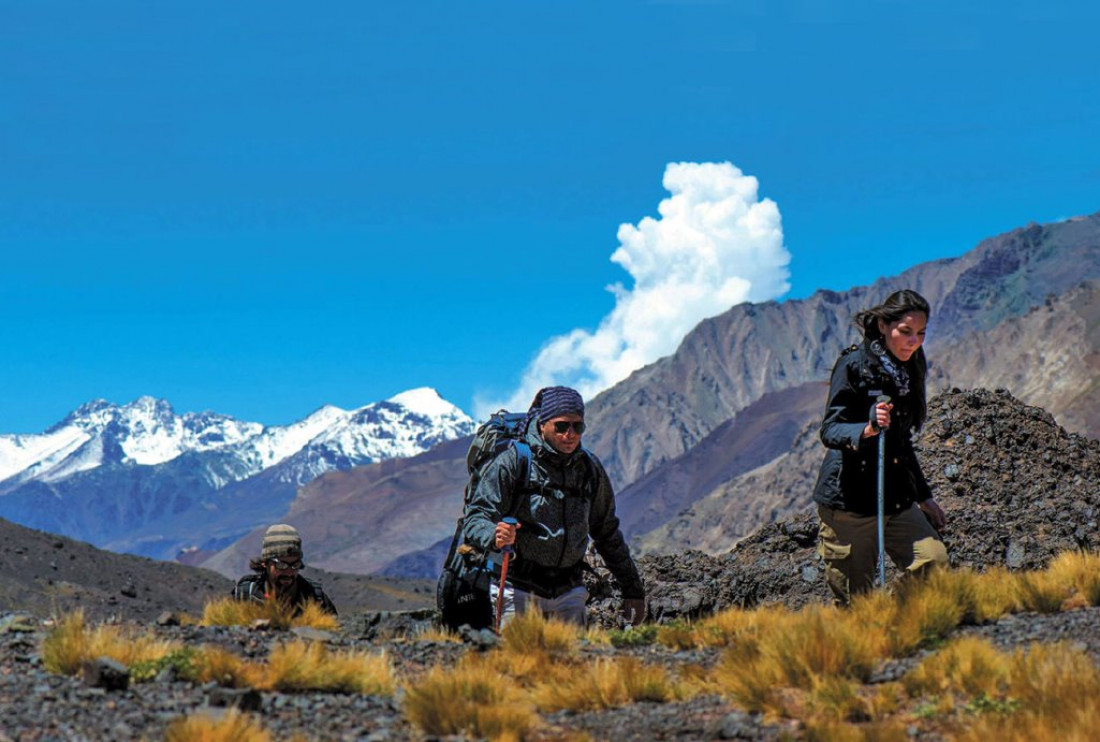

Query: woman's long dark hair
[853,289,930,430]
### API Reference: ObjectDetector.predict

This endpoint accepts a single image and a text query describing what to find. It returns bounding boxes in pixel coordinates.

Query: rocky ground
[4,388,1100,740]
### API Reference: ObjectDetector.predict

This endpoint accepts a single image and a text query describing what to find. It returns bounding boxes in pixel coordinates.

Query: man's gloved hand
[621,597,646,626]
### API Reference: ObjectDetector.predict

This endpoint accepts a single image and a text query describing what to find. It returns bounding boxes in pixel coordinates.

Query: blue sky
[3,1,1098,433]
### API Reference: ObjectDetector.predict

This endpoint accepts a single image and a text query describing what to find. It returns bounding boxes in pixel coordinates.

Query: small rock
[291,626,337,642]
[82,657,130,691]
[155,611,180,627]
[120,582,138,598]
[0,613,37,634]
[250,619,272,631]
[206,686,262,712]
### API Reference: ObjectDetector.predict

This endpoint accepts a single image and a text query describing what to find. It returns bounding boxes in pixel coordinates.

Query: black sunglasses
[270,558,303,571]
[551,420,586,434]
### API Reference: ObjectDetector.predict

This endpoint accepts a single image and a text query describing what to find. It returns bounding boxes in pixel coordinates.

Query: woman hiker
[812,289,949,605]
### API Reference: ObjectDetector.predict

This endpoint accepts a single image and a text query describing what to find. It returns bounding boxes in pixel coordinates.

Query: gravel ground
[5,604,1100,741]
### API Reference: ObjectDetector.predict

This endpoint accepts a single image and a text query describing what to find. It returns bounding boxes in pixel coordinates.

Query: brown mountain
[203,211,1100,577]
[614,381,825,541]
[201,437,471,579]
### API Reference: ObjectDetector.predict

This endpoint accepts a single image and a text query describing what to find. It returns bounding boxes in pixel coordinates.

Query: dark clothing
[812,340,932,516]
[462,422,645,600]
[232,573,338,616]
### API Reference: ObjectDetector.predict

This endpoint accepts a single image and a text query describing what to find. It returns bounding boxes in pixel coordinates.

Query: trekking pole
[875,394,891,589]
[494,517,518,634]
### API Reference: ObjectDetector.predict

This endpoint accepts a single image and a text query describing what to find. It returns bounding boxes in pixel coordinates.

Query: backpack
[436,410,531,631]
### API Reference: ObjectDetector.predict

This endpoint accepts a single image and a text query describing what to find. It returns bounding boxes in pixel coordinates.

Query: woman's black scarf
[869,339,910,397]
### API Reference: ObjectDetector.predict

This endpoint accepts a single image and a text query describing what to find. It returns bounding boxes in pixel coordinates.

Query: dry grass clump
[164,710,273,742]
[42,610,181,676]
[695,603,787,649]
[655,619,698,650]
[403,656,538,742]
[263,640,395,694]
[903,635,1009,698]
[886,571,967,655]
[192,646,258,688]
[200,597,338,630]
[941,566,1017,624]
[533,657,683,712]
[414,625,465,643]
[897,635,1100,739]
[499,606,578,661]
[1036,550,1100,608]
[712,603,886,713]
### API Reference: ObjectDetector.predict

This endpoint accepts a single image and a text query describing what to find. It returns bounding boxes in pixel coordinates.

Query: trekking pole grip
[501,517,518,554]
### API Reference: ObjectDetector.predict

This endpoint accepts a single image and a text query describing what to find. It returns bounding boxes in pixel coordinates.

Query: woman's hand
[494,520,520,549]
[919,497,947,530]
[863,401,893,438]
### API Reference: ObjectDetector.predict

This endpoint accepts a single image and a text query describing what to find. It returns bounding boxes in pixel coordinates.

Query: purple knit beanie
[533,386,585,425]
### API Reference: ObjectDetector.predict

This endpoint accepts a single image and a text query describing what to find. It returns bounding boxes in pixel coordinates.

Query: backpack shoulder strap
[512,439,531,491]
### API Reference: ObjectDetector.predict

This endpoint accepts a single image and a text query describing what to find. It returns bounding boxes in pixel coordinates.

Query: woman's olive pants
[817,503,948,605]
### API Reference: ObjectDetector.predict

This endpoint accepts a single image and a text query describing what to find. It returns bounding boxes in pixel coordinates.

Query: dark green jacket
[812,339,933,516]
[462,423,645,599]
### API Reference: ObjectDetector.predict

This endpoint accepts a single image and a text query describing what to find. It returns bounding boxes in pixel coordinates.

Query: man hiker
[232,524,338,616]
[462,386,646,629]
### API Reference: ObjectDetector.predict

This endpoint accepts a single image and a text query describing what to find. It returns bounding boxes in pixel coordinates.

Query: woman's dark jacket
[812,339,933,516]
[462,422,645,600]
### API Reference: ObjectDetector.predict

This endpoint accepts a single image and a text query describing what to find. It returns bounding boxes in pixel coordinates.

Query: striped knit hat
[528,386,585,427]
[261,524,303,561]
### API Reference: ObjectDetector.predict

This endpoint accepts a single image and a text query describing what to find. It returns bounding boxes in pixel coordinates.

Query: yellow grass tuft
[886,572,966,655]
[954,641,1100,741]
[262,640,395,695]
[499,606,578,660]
[200,596,337,630]
[403,657,538,741]
[696,604,786,649]
[42,609,181,676]
[1005,641,1100,717]
[294,600,340,630]
[192,646,259,688]
[164,709,272,742]
[1015,570,1073,614]
[1043,550,1100,607]
[902,635,1009,698]
[771,604,884,684]
[415,625,465,643]
[533,656,681,712]
[655,619,698,650]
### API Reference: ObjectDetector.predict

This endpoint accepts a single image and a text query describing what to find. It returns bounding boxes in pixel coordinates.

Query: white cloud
[477,161,790,417]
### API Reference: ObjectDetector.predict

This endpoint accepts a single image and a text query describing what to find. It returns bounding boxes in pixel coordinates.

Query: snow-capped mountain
[0,388,475,560]
[0,397,262,486]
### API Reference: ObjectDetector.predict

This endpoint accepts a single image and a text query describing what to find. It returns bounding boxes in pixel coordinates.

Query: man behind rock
[463,386,646,628]
[232,524,337,616]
